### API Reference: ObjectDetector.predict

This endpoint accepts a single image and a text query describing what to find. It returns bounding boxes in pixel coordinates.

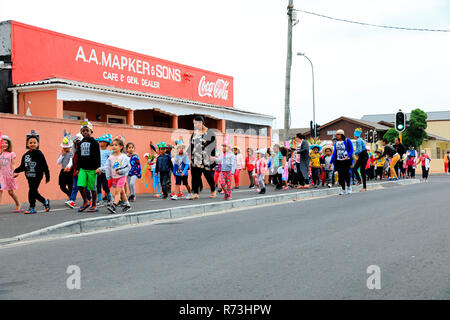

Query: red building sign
[10,21,233,107]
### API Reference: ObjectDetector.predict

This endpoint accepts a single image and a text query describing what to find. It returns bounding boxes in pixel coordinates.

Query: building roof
[303,117,392,137]
[361,111,450,123]
[9,77,275,126]
[344,117,392,131]
[426,133,450,142]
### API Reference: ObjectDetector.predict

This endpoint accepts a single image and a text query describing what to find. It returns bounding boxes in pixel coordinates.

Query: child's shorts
[77,169,97,191]
[110,176,127,188]
[175,175,189,186]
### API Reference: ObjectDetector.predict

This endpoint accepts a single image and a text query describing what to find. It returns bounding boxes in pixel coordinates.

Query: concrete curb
[0,179,419,246]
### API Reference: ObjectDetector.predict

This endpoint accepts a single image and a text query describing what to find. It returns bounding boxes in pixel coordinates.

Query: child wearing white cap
[254,149,268,194]
[57,133,74,200]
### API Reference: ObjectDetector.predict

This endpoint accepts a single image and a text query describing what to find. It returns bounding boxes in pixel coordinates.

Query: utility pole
[283,0,294,142]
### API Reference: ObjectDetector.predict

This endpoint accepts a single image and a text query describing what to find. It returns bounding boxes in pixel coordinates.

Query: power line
[294,9,450,32]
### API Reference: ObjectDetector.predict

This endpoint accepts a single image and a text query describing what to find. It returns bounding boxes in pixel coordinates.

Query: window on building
[107,115,127,124]
[226,120,269,136]
[63,110,86,120]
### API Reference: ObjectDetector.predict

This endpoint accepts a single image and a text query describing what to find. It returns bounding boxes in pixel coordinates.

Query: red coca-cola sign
[10,21,234,108]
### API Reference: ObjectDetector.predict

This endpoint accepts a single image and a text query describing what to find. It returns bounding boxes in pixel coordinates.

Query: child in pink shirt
[0,135,21,212]
[254,149,268,194]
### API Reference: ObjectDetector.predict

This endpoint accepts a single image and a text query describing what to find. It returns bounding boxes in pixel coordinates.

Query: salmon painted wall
[18,90,63,118]
[0,113,269,205]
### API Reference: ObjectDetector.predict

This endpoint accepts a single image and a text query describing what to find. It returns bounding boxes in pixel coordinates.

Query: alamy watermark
[66,265,81,290]
[366,265,381,290]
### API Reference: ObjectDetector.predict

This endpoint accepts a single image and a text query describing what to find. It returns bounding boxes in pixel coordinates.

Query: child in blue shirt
[171,141,192,200]
[96,134,113,206]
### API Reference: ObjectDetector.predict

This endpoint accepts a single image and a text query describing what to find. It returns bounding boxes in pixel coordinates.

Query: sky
[1,0,450,129]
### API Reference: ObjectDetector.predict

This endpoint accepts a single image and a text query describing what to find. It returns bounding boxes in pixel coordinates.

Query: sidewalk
[0,179,418,242]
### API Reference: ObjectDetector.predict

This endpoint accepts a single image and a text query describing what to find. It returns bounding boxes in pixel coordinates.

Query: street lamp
[297,52,316,137]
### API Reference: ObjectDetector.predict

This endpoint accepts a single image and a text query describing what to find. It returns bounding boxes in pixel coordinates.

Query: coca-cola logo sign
[198,76,229,101]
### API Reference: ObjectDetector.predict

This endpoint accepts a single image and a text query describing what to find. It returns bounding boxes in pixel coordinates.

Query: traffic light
[373,130,378,142]
[310,120,314,137]
[315,124,320,137]
[364,131,369,142]
[395,110,406,132]
[368,130,373,143]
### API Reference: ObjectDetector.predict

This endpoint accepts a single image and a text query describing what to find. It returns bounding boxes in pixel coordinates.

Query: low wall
[0,113,267,205]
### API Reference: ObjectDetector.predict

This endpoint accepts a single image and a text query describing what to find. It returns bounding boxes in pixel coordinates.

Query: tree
[403,108,428,149]
[383,128,399,144]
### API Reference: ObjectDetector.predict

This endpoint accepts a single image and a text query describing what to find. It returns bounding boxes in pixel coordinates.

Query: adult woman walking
[380,139,400,180]
[416,150,431,182]
[189,115,217,199]
[294,133,310,189]
[352,128,369,192]
[329,129,354,195]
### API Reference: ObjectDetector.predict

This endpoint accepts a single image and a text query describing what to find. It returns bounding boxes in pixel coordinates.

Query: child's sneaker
[185,193,193,200]
[122,204,132,213]
[44,199,50,212]
[327,183,331,188]
[97,201,105,208]
[169,192,176,197]
[177,192,183,198]
[65,200,75,209]
[339,189,346,195]
[171,195,178,200]
[24,208,37,214]
[128,195,136,202]
[107,203,117,214]
[347,187,353,194]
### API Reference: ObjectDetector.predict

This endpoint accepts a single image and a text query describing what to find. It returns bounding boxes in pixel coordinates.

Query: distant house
[362,111,450,159]
[303,116,391,143]
[362,111,450,140]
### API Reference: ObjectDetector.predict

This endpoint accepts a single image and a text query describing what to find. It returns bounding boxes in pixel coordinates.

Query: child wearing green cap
[155,142,173,199]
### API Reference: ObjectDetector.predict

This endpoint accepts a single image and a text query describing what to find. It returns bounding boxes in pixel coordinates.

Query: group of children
[0,121,143,214]
[0,122,434,214]
[247,143,336,191]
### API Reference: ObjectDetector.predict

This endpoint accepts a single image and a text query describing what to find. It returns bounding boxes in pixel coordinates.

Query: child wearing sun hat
[57,133,74,200]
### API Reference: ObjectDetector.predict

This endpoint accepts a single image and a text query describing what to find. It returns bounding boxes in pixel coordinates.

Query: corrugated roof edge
[9,77,275,120]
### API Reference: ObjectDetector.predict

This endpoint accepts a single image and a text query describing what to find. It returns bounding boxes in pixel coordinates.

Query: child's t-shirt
[77,137,100,170]
[107,153,130,179]
[376,157,385,167]
[128,154,142,178]
[14,149,50,180]
[0,152,16,182]
[310,152,321,168]
[173,154,189,176]
[406,157,415,167]
[58,152,73,170]
[323,155,333,170]
[100,149,111,169]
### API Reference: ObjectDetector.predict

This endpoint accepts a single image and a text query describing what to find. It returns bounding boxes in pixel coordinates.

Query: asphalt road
[0,176,449,299]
